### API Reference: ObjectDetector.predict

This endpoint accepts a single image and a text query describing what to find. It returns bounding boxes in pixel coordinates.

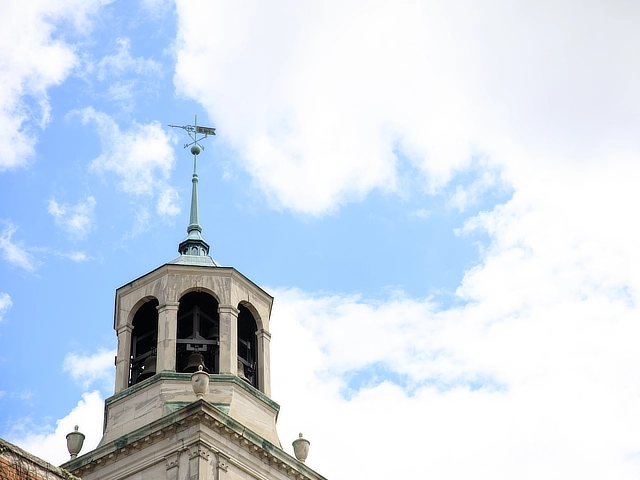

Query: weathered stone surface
[63,401,326,480]
[68,259,327,480]
[101,374,281,447]
[114,264,273,395]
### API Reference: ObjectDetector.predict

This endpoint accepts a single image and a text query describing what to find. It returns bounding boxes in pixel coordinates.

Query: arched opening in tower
[237,304,259,389]
[129,298,159,386]
[176,292,219,374]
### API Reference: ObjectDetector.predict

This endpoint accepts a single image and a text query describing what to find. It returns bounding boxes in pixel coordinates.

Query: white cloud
[48,196,96,240]
[0,292,12,322]
[56,251,91,262]
[0,220,92,269]
[265,152,640,477]
[140,0,173,18]
[409,208,431,219]
[76,108,181,217]
[0,0,110,172]
[173,17,640,478]
[95,37,162,81]
[449,169,502,213]
[7,391,104,465]
[0,221,40,271]
[174,1,640,216]
[91,37,163,106]
[157,186,181,217]
[4,351,112,465]
[129,207,152,238]
[63,349,116,391]
[271,274,640,478]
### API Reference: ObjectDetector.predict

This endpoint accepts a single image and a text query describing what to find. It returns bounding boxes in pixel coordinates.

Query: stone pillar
[157,301,179,372]
[218,305,239,375]
[115,325,133,393]
[216,452,230,478]
[188,443,211,480]
[165,452,179,480]
[256,328,272,396]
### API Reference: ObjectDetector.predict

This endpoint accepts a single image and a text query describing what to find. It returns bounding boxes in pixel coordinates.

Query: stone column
[188,443,211,480]
[218,305,239,375]
[165,452,179,480]
[157,301,179,372]
[115,325,133,393]
[216,452,230,478]
[256,328,272,396]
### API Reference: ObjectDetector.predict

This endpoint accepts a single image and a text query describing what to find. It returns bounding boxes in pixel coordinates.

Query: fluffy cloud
[0,292,12,322]
[6,391,104,465]
[271,273,640,478]
[63,349,116,391]
[171,12,640,474]
[5,351,112,465]
[77,108,181,218]
[157,187,181,216]
[265,149,640,479]
[174,1,640,215]
[0,0,109,172]
[48,196,96,240]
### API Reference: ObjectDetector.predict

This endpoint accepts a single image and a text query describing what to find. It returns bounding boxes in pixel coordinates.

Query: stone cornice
[105,372,280,412]
[61,400,326,480]
[116,264,273,302]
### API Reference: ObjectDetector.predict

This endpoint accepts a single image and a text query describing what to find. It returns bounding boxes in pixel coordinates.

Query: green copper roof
[168,254,219,267]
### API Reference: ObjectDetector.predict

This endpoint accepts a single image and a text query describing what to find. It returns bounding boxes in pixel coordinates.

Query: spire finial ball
[191,144,201,155]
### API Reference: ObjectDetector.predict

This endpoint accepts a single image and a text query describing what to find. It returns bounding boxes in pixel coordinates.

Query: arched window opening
[237,304,258,389]
[129,299,159,386]
[177,292,219,373]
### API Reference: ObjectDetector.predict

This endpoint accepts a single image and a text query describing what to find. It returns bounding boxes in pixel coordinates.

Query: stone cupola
[60,118,327,480]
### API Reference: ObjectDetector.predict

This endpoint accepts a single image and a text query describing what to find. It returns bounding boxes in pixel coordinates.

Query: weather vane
[168,115,216,154]
[167,115,215,259]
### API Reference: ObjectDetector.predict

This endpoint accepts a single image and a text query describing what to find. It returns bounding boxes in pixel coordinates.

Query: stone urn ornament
[191,364,209,399]
[66,425,85,459]
[292,433,310,462]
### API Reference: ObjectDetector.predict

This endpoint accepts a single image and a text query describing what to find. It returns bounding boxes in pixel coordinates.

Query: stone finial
[66,425,85,460]
[292,432,310,462]
[191,364,209,399]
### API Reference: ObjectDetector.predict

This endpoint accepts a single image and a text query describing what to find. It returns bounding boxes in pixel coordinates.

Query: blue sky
[2,1,640,478]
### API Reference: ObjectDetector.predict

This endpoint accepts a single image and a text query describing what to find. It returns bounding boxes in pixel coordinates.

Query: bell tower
[61,118,326,480]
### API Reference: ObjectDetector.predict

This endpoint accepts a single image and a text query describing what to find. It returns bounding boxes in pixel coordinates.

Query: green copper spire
[178,141,209,256]
[169,116,217,261]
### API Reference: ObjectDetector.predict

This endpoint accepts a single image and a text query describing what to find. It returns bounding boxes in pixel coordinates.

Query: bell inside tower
[176,292,219,373]
[237,304,258,389]
[129,299,159,386]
